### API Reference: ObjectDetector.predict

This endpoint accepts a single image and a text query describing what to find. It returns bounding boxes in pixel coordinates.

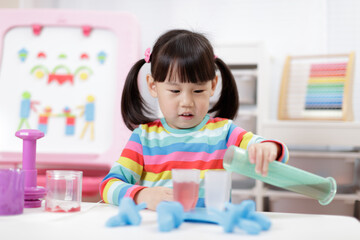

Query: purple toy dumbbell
[15,129,46,208]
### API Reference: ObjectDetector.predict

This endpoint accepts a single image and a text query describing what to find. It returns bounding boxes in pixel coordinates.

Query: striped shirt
[100,115,289,207]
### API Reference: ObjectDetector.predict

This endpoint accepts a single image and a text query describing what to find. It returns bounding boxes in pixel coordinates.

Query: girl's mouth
[179,113,194,119]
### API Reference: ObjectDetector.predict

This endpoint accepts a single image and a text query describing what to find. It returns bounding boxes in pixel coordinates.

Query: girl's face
[147,74,218,129]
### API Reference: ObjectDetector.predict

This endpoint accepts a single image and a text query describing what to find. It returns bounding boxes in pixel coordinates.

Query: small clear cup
[0,169,24,216]
[205,170,231,211]
[45,170,83,212]
[172,169,200,211]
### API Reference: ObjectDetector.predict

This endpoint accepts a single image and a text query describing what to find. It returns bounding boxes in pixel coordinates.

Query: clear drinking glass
[204,170,231,211]
[45,170,83,212]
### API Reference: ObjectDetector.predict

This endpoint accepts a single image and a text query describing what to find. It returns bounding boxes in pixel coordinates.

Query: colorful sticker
[74,66,93,81]
[37,52,46,59]
[79,95,95,140]
[80,53,89,60]
[18,48,28,62]
[58,53,67,59]
[57,107,76,136]
[18,91,39,130]
[48,65,73,85]
[97,51,107,64]
[31,65,49,79]
[38,106,53,134]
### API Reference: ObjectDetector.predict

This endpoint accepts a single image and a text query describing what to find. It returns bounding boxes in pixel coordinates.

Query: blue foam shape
[248,212,272,231]
[105,198,147,227]
[225,199,256,218]
[206,207,237,233]
[224,200,271,234]
[184,208,218,224]
[156,201,184,232]
[181,200,270,234]
[238,219,262,235]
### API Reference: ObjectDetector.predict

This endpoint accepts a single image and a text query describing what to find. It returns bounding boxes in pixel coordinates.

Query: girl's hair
[121,29,239,130]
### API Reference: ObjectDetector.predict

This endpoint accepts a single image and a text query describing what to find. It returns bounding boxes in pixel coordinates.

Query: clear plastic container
[204,170,231,211]
[45,170,82,212]
[223,146,337,205]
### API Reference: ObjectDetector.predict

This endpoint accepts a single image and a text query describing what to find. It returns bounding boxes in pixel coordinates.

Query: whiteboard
[0,26,118,154]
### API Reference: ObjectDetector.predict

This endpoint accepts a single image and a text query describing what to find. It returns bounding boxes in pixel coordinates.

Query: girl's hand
[248,142,281,176]
[134,186,173,211]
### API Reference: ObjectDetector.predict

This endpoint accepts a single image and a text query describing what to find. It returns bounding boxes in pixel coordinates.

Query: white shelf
[260,120,360,147]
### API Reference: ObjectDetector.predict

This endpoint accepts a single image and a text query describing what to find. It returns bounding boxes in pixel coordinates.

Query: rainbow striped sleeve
[226,122,289,163]
[100,128,146,205]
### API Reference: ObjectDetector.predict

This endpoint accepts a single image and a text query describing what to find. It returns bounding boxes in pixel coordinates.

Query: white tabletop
[0,202,359,240]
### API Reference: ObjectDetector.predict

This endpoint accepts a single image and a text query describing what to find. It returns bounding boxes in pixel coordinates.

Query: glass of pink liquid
[172,169,200,211]
[45,170,82,212]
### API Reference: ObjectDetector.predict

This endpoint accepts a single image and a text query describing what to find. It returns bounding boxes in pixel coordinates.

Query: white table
[1,202,359,240]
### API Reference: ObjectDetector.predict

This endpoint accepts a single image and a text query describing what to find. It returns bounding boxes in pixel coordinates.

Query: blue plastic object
[224,200,271,233]
[156,201,184,232]
[156,199,271,234]
[203,200,271,234]
[105,198,147,227]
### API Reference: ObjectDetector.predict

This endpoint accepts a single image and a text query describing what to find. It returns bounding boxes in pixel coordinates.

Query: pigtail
[209,58,239,119]
[121,59,154,130]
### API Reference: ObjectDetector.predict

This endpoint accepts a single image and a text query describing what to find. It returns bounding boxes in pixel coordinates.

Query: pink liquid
[46,205,81,212]
[45,199,81,213]
[173,181,199,211]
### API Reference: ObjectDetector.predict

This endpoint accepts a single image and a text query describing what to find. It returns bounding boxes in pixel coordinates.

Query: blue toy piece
[247,211,271,231]
[105,197,147,227]
[206,207,237,233]
[238,218,262,235]
[105,198,271,235]
[224,200,271,233]
[182,200,271,235]
[156,201,184,232]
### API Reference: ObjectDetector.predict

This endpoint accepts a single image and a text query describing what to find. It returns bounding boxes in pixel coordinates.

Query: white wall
[16,0,360,120]
[16,0,327,115]
[327,0,360,120]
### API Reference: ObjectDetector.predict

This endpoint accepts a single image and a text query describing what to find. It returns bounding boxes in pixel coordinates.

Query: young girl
[100,29,288,210]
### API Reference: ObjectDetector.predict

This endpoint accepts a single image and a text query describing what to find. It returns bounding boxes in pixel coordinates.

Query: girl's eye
[194,90,204,93]
[170,90,180,93]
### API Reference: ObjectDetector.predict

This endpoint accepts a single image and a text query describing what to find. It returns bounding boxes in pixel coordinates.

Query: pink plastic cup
[0,169,25,216]
[172,169,200,211]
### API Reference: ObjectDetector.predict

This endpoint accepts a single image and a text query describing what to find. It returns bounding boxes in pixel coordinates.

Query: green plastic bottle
[223,146,337,205]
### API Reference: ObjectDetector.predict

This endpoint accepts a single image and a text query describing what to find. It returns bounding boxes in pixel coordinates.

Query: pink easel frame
[0,9,139,170]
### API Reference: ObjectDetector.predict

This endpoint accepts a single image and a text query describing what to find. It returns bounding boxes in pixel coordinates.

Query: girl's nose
[180,92,194,107]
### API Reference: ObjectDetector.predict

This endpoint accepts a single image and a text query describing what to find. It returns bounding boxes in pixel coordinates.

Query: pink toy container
[0,169,25,215]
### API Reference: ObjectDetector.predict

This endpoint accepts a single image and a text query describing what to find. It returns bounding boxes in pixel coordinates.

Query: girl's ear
[210,75,218,97]
[146,74,158,98]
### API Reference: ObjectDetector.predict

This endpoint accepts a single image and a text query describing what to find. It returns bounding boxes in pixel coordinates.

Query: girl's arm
[100,130,146,205]
[228,123,289,176]
[100,129,174,210]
